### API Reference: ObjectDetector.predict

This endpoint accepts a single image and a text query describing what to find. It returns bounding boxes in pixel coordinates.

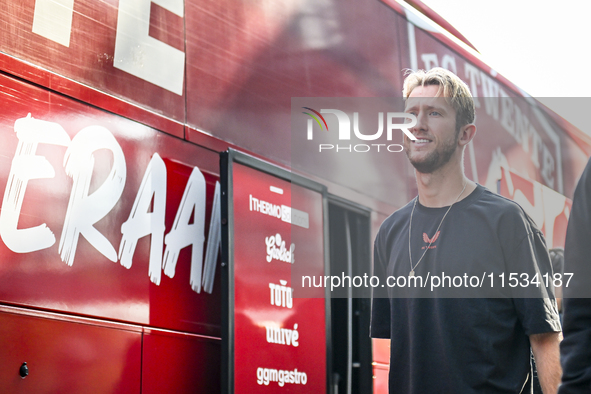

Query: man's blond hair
[402,67,475,130]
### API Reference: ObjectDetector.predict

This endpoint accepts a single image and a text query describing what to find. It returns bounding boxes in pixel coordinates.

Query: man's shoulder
[469,185,529,216]
[475,186,524,213]
[472,185,540,234]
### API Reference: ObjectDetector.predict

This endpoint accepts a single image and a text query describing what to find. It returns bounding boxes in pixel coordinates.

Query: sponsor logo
[266,233,295,264]
[249,194,309,228]
[256,367,308,387]
[264,323,299,347]
[423,231,440,243]
[269,280,293,308]
[422,231,439,250]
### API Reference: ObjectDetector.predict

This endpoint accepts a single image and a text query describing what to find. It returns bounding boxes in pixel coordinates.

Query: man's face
[403,85,460,174]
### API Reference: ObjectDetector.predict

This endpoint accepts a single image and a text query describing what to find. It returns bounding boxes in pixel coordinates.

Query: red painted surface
[184,0,407,174]
[0,308,142,393]
[372,338,390,365]
[231,162,326,393]
[142,328,221,394]
[372,364,389,394]
[0,72,221,336]
[372,339,390,393]
[0,51,186,139]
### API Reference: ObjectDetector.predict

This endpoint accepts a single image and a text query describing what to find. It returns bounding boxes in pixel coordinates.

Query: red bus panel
[142,328,221,394]
[0,72,221,336]
[0,308,142,393]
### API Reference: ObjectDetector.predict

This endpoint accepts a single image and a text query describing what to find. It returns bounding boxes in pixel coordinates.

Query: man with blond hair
[370,67,562,393]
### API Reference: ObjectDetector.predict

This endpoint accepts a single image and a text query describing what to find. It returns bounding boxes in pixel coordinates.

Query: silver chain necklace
[408,182,467,277]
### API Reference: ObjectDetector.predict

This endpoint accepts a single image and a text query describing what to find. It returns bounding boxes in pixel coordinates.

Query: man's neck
[415,161,475,208]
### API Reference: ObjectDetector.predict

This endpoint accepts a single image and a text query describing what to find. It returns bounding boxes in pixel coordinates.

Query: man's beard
[406,133,459,174]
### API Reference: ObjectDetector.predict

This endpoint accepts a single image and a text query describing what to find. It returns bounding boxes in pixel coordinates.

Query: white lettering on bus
[265,323,299,347]
[32,0,74,46]
[265,234,295,264]
[59,125,126,266]
[249,194,310,228]
[249,194,282,218]
[256,367,307,387]
[31,0,185,94]
[0,115,218,293]
[163,167,207,291]
[119,153,167,279]
[0,115,71,253]
[113,0,185,95]
[269,280,293,308]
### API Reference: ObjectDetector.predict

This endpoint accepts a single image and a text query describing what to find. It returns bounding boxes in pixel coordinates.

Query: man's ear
[458,124,476,147]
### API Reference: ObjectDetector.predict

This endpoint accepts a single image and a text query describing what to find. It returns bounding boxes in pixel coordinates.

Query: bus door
[328,197,373,394]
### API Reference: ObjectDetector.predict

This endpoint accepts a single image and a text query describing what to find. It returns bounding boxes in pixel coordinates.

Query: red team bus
[0,0,589,392]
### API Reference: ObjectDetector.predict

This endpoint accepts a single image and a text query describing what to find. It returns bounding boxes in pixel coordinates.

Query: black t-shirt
[560,158,591,393]
[371,184,561,393]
